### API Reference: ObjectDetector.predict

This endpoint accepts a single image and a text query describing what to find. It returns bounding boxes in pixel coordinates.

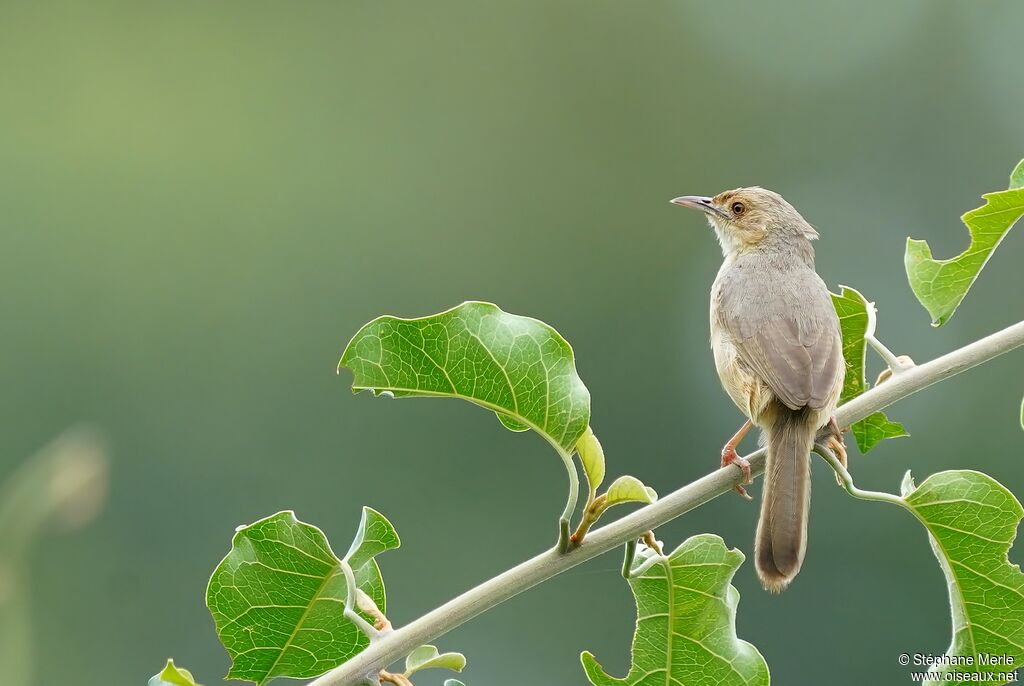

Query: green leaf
[149,660,202,686]
[603,476,657,509]
[1019,395,1023,431]
[850,411,909,453]
[902,471,1024,685]
[495,413,529,432]
[206,508,399,684]
[344,506,402,571]
[830,286,908,452]
[905,160,1024,326]
[444,681,466,686]
[577,426,606,500]
[404,645,467,676]
[831,286,871,402]
[339,301,590,455]
[1011,159,1024,190]
[580,534,769,686]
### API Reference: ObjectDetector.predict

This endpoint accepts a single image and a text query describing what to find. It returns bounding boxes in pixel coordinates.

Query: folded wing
[717,265,843,412]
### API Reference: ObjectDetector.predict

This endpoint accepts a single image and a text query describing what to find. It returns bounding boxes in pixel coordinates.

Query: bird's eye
[731,202,745,215]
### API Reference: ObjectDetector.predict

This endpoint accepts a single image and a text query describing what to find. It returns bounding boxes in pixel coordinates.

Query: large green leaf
[338,301,590,455]
[901,471,1024,685]
[206,508,399,685]
[580,534,769,686]
[905,159,1024,326]
[830,286,908,452]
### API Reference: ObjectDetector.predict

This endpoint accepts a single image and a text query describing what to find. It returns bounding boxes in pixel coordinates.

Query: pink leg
[721,419,753,500]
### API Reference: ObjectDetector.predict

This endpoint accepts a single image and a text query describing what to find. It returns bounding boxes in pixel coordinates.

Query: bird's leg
[721,419,753,500]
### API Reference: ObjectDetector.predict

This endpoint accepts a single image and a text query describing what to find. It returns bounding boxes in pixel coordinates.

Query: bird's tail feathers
[755,403,816,593]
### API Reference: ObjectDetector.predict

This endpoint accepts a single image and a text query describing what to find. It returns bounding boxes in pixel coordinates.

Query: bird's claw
[826,417,848,469]
[825,416,848,485]
[721,446,753,500]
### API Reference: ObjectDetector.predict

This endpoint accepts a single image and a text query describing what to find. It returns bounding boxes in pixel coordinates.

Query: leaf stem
[308,318,1024,686]
[556,448,579,553]
[340,559,380,641]
[621,539,637,579]
[628,548,667,579]
[866,333,913,377]
[569,495,606,547]
[812,443,905,508]
[860,292,912,376]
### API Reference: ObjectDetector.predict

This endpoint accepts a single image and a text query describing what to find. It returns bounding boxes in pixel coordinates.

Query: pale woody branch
[311,319,1024,686]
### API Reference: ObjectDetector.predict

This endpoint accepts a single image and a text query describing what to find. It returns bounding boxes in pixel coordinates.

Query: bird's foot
[824,416,848,485]
[721,445,753,500]
[826,416,848,469]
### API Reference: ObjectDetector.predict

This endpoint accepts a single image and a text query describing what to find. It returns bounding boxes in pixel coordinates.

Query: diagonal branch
[309,319,1024,686]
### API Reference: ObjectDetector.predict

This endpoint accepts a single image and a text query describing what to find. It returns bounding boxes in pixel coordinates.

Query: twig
[569,494,607,546]
[378,671,413,686]
[861,293,913,376]
[355,589,393,633]
[867,335,913,376]
[308,318,1024,686]
[641,530,663,555]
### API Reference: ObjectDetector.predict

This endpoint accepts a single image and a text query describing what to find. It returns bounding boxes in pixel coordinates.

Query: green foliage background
[1,1,1023,684]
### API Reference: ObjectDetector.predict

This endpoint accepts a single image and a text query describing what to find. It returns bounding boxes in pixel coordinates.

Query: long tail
[755,403,816,593]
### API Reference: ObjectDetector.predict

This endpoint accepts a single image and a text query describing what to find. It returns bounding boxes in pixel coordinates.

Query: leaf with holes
[206,508,399,685]
[905,159,1024,326]
[830,286,908,452]
[901,470,1024,685]
[339,301,590,455]
[339,301,592,542]
[580,534,769,686]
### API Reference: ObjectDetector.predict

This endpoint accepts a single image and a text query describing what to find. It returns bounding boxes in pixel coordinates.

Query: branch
[860,293,914,376]
[309,318,1024,686]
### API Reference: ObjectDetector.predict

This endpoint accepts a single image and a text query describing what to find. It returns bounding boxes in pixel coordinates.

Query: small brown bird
[672,187,846,592]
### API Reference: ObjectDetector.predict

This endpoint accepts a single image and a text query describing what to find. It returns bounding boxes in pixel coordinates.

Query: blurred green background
[2,1,1023,684]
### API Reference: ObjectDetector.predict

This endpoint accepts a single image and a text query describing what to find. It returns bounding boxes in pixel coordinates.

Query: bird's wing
[717,265,843,412]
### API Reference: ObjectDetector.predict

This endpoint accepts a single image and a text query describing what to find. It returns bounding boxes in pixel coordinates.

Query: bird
[671,187,846,593]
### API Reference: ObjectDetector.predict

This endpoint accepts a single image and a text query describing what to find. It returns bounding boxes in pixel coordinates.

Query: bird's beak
[670,195,727,219]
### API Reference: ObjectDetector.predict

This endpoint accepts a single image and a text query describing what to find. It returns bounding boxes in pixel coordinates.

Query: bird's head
[671,186,818,256]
